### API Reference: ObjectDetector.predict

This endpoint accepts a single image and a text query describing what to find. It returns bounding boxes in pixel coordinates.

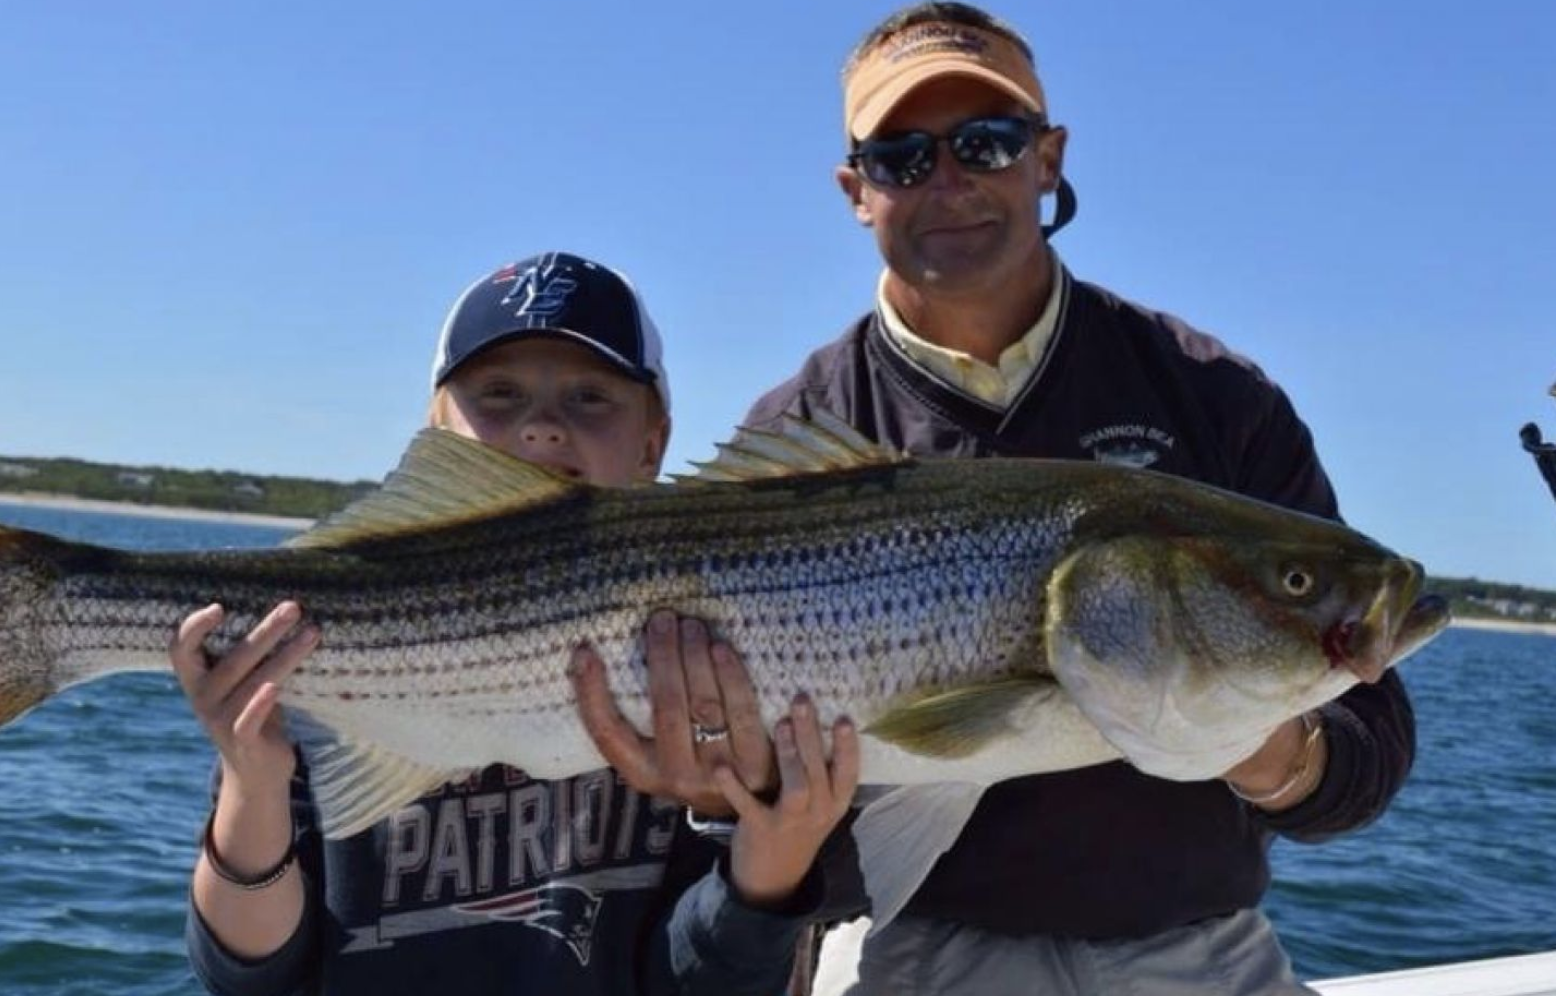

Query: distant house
[0,461,38,479]
[233,481,266,499]
[1468,594,1550,620]
[117,471,155,488]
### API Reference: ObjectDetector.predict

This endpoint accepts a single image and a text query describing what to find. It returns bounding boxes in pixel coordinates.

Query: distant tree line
[0,454,377,519]
[1426,576,1556,622]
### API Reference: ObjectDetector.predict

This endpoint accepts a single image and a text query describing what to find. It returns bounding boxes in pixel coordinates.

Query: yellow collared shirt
[876,259,1064,410]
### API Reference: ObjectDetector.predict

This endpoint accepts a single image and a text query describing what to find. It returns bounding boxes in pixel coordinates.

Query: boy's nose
[520,421,565,445]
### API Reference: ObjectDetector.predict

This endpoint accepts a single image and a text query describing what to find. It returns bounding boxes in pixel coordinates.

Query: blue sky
[2,2,1553,589]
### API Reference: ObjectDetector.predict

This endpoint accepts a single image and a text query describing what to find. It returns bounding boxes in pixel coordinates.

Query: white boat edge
[812,919,1555,995]
[1312,950,1556,996]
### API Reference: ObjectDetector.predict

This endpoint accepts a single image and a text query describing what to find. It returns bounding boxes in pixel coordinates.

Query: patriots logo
[456,884,604,966]
[500,260,580,322]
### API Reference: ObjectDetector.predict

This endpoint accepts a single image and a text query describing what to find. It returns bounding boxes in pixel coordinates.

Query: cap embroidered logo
[503,260,580,323]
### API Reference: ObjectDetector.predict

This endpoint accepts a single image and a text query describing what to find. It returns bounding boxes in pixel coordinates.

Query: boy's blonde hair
[427,386,455,429]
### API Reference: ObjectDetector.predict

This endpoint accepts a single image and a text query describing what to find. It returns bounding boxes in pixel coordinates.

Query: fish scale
[41,471,993,652]
[38,477,1028,775]
[286,491,1045,735]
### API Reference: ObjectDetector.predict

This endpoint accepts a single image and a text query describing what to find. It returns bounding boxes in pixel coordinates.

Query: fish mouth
[1322,561,1448,683]
[1391,592,1451,658]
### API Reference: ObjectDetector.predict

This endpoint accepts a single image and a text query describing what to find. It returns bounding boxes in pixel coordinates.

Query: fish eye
[1281,567,1316,597]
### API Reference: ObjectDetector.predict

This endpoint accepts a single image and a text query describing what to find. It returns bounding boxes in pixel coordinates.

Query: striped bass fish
[0,415,1449,927]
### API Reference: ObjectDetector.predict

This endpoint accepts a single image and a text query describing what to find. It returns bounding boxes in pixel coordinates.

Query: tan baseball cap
[844,22,1045,141]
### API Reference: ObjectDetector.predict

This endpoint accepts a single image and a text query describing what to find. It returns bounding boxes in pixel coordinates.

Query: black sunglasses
[847,114,1048,189]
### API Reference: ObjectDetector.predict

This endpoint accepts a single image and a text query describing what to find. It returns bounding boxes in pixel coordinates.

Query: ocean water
[0,505,1552,993]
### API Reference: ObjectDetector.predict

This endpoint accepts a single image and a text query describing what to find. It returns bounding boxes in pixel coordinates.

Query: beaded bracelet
[1225,711,1325,806]
[201,811,296,891]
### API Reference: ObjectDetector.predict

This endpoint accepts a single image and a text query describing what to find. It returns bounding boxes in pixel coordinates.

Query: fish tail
[0,525,76,728]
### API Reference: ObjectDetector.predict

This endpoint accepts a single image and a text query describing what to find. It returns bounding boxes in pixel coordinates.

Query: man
[744,5,1416,993]
[1522,382,1556,503]
[1521,421,1556,502]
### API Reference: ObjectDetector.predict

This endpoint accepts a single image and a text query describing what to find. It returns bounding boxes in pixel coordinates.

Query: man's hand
[1221,712,1328,812]
[570,610,776,816]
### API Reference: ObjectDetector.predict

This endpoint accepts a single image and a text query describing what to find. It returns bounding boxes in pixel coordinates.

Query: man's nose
[924,143,977,192]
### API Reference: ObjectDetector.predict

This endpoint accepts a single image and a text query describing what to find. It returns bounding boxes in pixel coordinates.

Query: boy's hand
[571,610,776,816]
[718,694,859,909]
[170,601,317,796]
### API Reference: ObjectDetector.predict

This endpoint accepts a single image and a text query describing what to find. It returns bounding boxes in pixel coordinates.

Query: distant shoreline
[1449,616,1556,638]
[0,492,313,530]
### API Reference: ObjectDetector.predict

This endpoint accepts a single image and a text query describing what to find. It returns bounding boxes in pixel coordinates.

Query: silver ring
[691,722,730,745]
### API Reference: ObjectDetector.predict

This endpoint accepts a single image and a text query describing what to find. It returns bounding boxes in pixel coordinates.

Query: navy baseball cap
[430,251,671,414]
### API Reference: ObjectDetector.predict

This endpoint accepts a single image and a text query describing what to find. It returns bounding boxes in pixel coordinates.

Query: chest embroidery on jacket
[1077,424,1176,468]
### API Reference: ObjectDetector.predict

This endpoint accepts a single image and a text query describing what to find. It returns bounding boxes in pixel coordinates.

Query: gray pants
[812,909,1317,996]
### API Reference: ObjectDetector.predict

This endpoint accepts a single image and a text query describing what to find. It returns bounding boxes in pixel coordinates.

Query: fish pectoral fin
[852,782,987,933]
[865,674,1059,759]
[674,409,909,484]
[287,428,579,550]
[287,709,473,839]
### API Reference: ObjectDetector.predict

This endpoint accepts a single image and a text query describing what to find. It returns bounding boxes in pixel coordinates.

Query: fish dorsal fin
[866,673,1060,758]
[675,409,907,484]
[287,428,577,550]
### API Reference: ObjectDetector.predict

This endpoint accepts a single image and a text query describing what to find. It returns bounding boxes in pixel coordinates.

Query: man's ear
[1035,125,1068,194]
[835,164,874,226]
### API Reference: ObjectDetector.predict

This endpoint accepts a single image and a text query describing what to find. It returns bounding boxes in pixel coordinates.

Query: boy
[172,251,854,994]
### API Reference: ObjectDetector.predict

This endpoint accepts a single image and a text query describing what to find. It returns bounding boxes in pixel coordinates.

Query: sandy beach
[0,491,313,530]
[1449,616,1556,638]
